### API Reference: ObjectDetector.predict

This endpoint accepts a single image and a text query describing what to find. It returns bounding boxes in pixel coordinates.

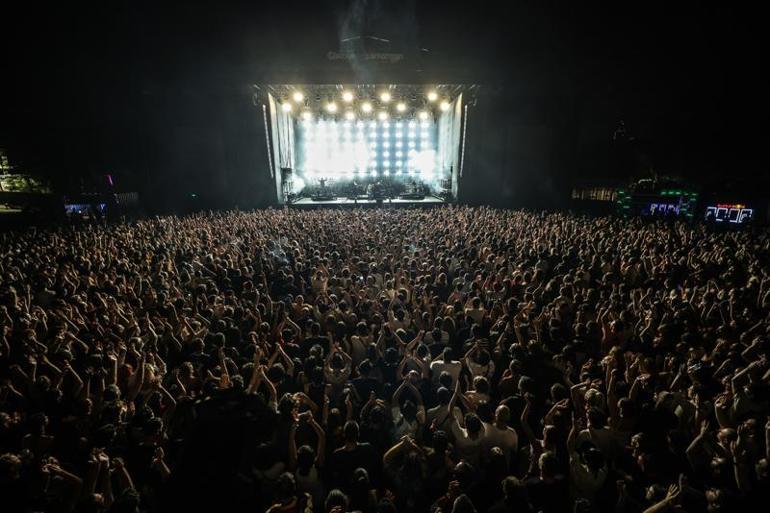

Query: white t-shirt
[467,360,495,379]
[430,360,462,385]
[484,423,518,461]
[392,406,421,439]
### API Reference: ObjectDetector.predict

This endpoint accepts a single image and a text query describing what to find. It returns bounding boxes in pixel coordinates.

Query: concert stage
[289,195,446,208]
[254,84,478,206]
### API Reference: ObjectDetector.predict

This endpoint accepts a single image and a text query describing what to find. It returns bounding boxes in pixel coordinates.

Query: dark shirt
[525,476,569,513]
[330,442,378,489]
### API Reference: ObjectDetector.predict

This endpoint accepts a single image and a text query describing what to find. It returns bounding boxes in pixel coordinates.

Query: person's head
[358,359,373,376]
[325,489,349,513]
[464,413,482,437]
[343,420,360,443]
[274,472,297,504]
[586,407,606,429]
[472,376,489,395]
[297,445,316,473]
[442,347,454,363]
[501,476,525,502]
[438,371,453,389]
[432,430,449,453]
[351,467,370,493]
[0,453,22,481]
[494,404,511,426]
[581,445,605,474]
[452,494,477,513]
[436,387,451,405]
[706,488,730,513]
[538,451,559,479]
[518,376,534,395]
[278,393,299,421]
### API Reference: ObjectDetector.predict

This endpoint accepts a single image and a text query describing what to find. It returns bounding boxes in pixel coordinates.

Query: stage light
[326,102,338,113]
[384,170,390,176]
[418,111,429,121]
[342,91,354,102]
[380,92,391,102]
[301,111,312,121]
[281,102,293,112]
[378,111,388,121]
[427,91,438,102]
[292,92,304,103]
[396,102,407,113]
[396,151,403,158]
[440,100,451,111]
[345,111,355,121]
[361,102,372,113]
[408,121,416,128]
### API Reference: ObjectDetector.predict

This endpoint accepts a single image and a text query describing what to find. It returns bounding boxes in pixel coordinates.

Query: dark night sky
[1,1,766,208]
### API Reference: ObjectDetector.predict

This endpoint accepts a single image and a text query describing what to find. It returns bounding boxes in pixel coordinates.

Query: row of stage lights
[280,90,452,121]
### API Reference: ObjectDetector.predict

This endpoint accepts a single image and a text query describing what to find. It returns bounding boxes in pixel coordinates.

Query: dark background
[1,1,766,212]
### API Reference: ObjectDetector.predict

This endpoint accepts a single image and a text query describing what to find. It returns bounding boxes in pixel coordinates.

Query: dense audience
[1,206,770,513]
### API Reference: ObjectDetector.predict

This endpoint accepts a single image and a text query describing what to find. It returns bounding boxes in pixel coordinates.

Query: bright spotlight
[345,111,355,121]
[378,111,388,121]
[380,92,391,102]
[427,91,438,102]
[396,102,407,113]
[361,102,373,113]
[440,100,451,111]
[342,91,354,102]
[301,111,312,121]
[281,102,293,112]
[326,102,338,113]
[292,92,304,102]
[418,111,429,120]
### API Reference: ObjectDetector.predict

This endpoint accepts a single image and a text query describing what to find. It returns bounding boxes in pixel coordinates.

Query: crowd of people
[1,206,769,513]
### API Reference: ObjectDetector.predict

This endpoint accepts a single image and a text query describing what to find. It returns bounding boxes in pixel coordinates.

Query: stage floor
[289,196,447,208]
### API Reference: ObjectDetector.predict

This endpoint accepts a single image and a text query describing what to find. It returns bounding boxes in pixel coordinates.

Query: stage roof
[253,83,479,116]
